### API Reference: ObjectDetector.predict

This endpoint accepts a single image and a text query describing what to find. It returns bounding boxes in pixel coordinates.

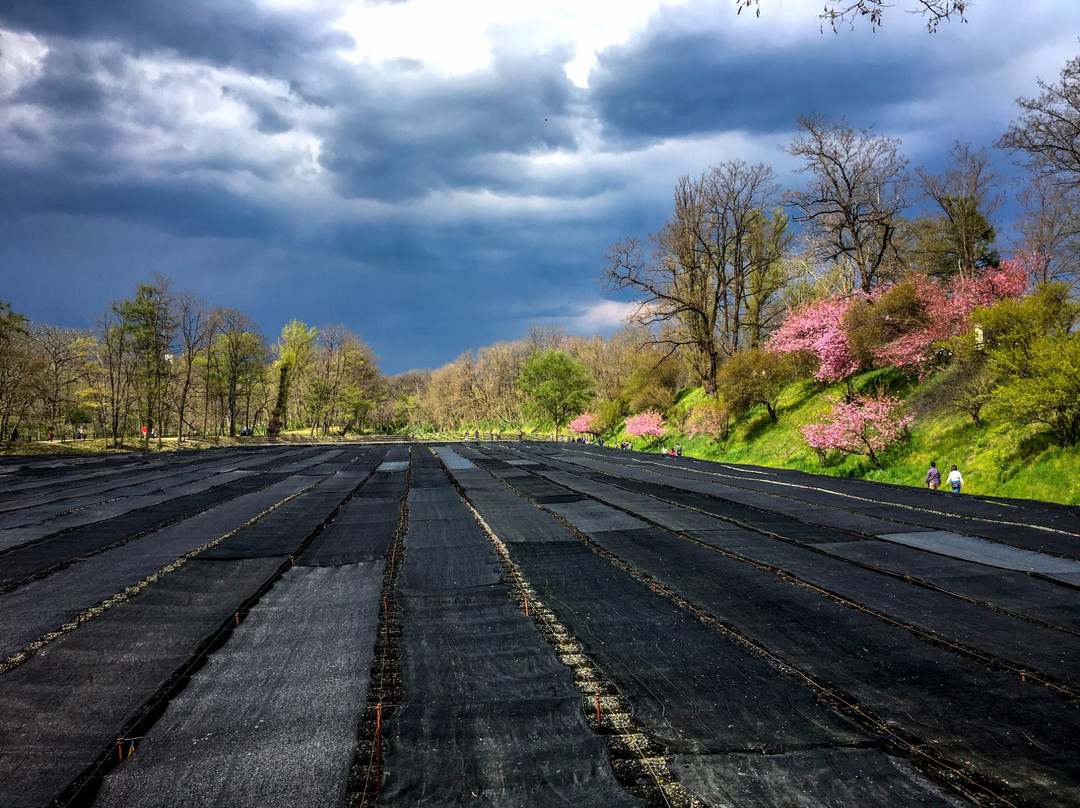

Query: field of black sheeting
[1,441,1078,807]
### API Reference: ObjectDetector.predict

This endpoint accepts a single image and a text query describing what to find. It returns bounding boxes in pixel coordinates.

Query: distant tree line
[0,276,381,449]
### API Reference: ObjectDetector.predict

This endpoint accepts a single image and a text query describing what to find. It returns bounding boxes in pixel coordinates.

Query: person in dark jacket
[925,461,941,490]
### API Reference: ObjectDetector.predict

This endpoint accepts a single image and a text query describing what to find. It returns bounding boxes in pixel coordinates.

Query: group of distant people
[925,461,964,494]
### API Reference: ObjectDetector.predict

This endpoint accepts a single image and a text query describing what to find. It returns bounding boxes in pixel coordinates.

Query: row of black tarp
[376,448,639,806]
[550,444,1080,556]
[453,442,1080,807]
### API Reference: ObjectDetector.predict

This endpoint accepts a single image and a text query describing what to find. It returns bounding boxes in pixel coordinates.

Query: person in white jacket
[947,465,964,494]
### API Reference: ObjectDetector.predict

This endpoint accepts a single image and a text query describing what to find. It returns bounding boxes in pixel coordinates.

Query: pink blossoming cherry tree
[801,392,914,468]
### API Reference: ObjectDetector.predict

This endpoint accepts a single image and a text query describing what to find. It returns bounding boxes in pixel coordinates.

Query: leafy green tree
[990,334,1080,446]
[842,281,930,367]
[977,283,1080,446]
[304,325,380,436]
[268,319,318,436]
[115,279,177,450]
[209,310,269,437]
[515,350,593,438]
[0,300,35,445]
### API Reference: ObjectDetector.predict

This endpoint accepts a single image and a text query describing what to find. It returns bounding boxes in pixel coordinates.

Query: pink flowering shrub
[876,260,1029,376]
[625,410,666,440]
[773,259,1030,380]
[568,412,599,435]
[769,298,860,383]
[801,392,914,468]
[685,400,730,443]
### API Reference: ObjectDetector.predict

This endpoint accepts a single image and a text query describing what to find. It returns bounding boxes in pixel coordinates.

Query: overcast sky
[1,1,1077,373]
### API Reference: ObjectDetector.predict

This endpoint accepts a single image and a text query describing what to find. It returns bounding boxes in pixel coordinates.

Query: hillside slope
[621,371,1080,506]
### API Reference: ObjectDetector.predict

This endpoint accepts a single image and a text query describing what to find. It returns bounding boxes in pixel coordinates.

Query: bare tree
[0,301,37,445]
[32,325,93,440]
[737,0,968,32]
[603,160,789,397]
[174,292,215,445]
[783,115,909,293]
[914,141,1002,277]
[999,54,1080,190]
[1015,174,1080,289]
[94,306,136,446]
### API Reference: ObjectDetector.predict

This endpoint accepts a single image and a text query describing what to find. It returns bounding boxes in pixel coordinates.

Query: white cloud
[334,0,689,86]
[556,298,639,333]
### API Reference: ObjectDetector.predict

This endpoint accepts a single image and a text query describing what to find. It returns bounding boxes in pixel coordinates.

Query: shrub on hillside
[717,349,801,422]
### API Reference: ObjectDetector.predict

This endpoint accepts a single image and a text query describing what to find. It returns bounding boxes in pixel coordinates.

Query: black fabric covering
[499,456,1080,687]
[0,471,293,585]
[447,466,972,807]
[459,451,1080,807]
[0,452,248,525]
[300,466,405,566]
[200,472,361,559]
[0,557,283,808]
[0,474,323,659]
[832,540,1080,633]
[527,458,1080,639]
[378,450,639,807]
[92,563,385,808]
[562,447,1080,557]
[506,539,868,753]
[571,525,1080,807]
[669,750,964,808]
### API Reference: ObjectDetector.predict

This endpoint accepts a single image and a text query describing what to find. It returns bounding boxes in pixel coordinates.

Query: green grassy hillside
[620,372,1080,506]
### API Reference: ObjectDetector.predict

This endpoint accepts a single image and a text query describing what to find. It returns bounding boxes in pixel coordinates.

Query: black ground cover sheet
[378,450,638,806]
[199,469,365,559]
[523,453,1080,636]
[0,467,270,545]
[300,461,406,566]
[0,471,295,586]
[0,473,324,659]
[92,562,385,808]
[0,556,283,808]
[0,447,319,524]
[447,463,961,808]
[544,514,1080,807]
[518,465,1080,685]
[0,454,221,522]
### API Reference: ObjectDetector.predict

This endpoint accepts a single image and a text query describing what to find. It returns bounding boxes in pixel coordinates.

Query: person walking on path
[947,465,964,494]
[925,461,941,490]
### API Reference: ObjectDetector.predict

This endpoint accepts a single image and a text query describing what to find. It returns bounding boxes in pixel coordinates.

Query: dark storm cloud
[588,23,968,142]
[0,163,281,241]
[321,47,588,201]
[9,46,114,114]
[0,0,351,76]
